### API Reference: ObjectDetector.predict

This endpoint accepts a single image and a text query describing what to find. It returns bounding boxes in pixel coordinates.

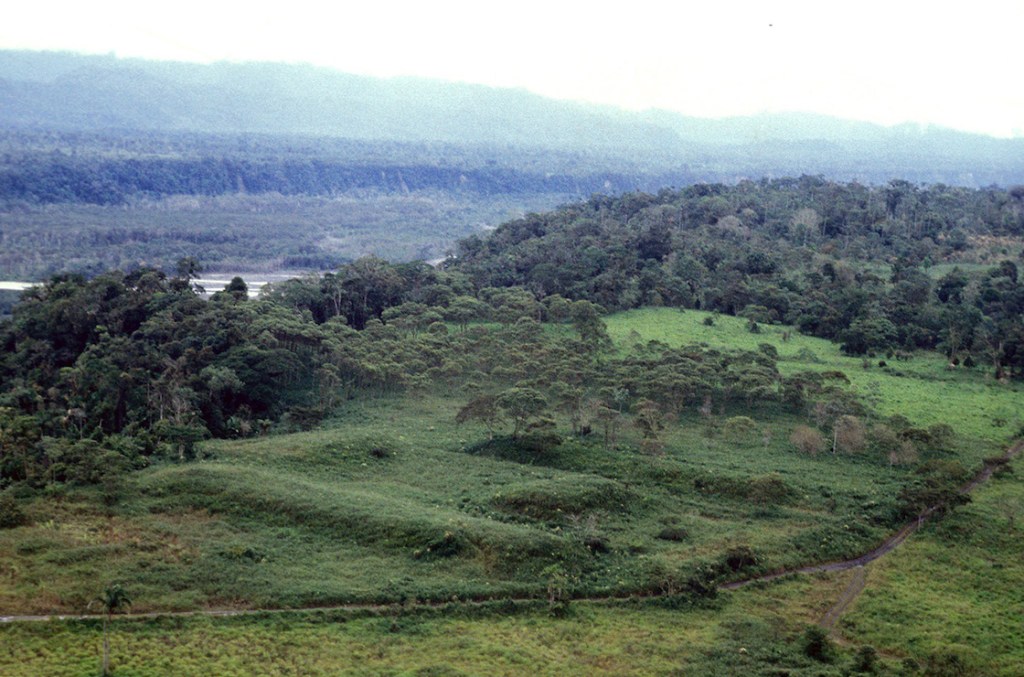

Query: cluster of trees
[454,178,1024,374]
[0,252,822,490]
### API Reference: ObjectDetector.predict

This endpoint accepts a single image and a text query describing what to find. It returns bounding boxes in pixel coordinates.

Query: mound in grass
[462,434,566,465]
[137,464,584,574]
[692,472,795,505]
[491,476,634,521]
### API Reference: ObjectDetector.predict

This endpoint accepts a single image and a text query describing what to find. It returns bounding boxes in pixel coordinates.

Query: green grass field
[1,307,1021,674]
[607,307,1024,451]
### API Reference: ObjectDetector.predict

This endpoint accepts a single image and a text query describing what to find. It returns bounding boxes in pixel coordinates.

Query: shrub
[834,415,867,454]
[851,645,878,673]
[868,424,900,456]
[721,545,758,572]
[414,531,466,560]
[802,625,835,663]
[722,416,760,444]
[492,477,631,520]
[790,425,825,456]
[795,347,822,363]
[0,493,27,529]
[693,472,793,505]
[928,423,956,449]
[922,650,975,677]
[888,440,919,466]
[656,526,689,542]
[746,473,793,504]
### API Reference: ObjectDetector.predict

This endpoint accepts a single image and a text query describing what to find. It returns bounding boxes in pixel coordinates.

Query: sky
[3,0,1021,138]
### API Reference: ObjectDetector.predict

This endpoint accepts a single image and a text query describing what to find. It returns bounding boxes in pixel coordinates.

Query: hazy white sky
[3,0,1021,137]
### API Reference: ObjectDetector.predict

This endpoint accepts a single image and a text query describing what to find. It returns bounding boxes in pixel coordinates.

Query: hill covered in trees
[454,178,1024,371]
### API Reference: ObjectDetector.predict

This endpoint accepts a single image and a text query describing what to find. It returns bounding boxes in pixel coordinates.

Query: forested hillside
[455,178,1024,371]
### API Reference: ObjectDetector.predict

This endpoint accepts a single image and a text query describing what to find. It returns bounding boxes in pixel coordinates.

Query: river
[0,278,272,297]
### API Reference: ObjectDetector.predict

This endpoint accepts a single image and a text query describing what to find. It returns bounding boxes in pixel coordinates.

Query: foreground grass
[0,590,885,677]
[839,458,1024,675]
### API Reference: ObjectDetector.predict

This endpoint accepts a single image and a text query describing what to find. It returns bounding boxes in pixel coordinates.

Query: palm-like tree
[92,584,131,676]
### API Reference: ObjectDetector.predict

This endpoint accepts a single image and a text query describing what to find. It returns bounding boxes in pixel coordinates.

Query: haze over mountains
[2,49,1023,187]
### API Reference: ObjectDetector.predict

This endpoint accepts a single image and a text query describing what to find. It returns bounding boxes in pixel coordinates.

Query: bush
[693,472,793,505]
[802,625,835,663]
[928,423,956,449]
[414,531,466,560]
[722,416,760,444]
[834,415,867,454]
[790,425,825,456]
[721,545,758,573]
[888,440,919,466]
[656,526,689,542]
[746,473,793,504]
[922,650,976,677]
[851,645,878,673]
[0,493,27,529]
[492,477,631,520]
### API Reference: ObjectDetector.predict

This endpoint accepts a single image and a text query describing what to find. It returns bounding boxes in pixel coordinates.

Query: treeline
[454,177,1024,373]
[0,155,675,206]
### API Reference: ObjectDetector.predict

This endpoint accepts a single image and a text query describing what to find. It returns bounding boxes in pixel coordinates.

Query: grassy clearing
[1,307,1020,673]
[0,386,920,614]
[606,307,1024,452]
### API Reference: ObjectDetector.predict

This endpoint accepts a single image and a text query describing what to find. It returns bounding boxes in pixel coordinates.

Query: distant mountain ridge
[1,49,1023,187]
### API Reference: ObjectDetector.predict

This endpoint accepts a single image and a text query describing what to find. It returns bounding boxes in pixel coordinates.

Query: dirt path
[2,440,1020,625]
[723,438,1022,590]
[819,566,868,629]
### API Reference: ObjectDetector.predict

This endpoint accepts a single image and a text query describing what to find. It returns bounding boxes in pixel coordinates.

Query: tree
[897,460,971,520]
[92,583,131,676]
[224,276,249,301]
[444,295,488,331]
[833,415,866,454]
[568,302,610,352]
[455,394,503,440]
[840,314,898,356]
[173,257,203,294]
[633,398,665,454]
[496,387,548,439]
[592,401,622,447]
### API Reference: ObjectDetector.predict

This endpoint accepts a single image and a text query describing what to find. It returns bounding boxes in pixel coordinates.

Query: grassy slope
[1,307,1021,674]
[606,307,1024,450]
